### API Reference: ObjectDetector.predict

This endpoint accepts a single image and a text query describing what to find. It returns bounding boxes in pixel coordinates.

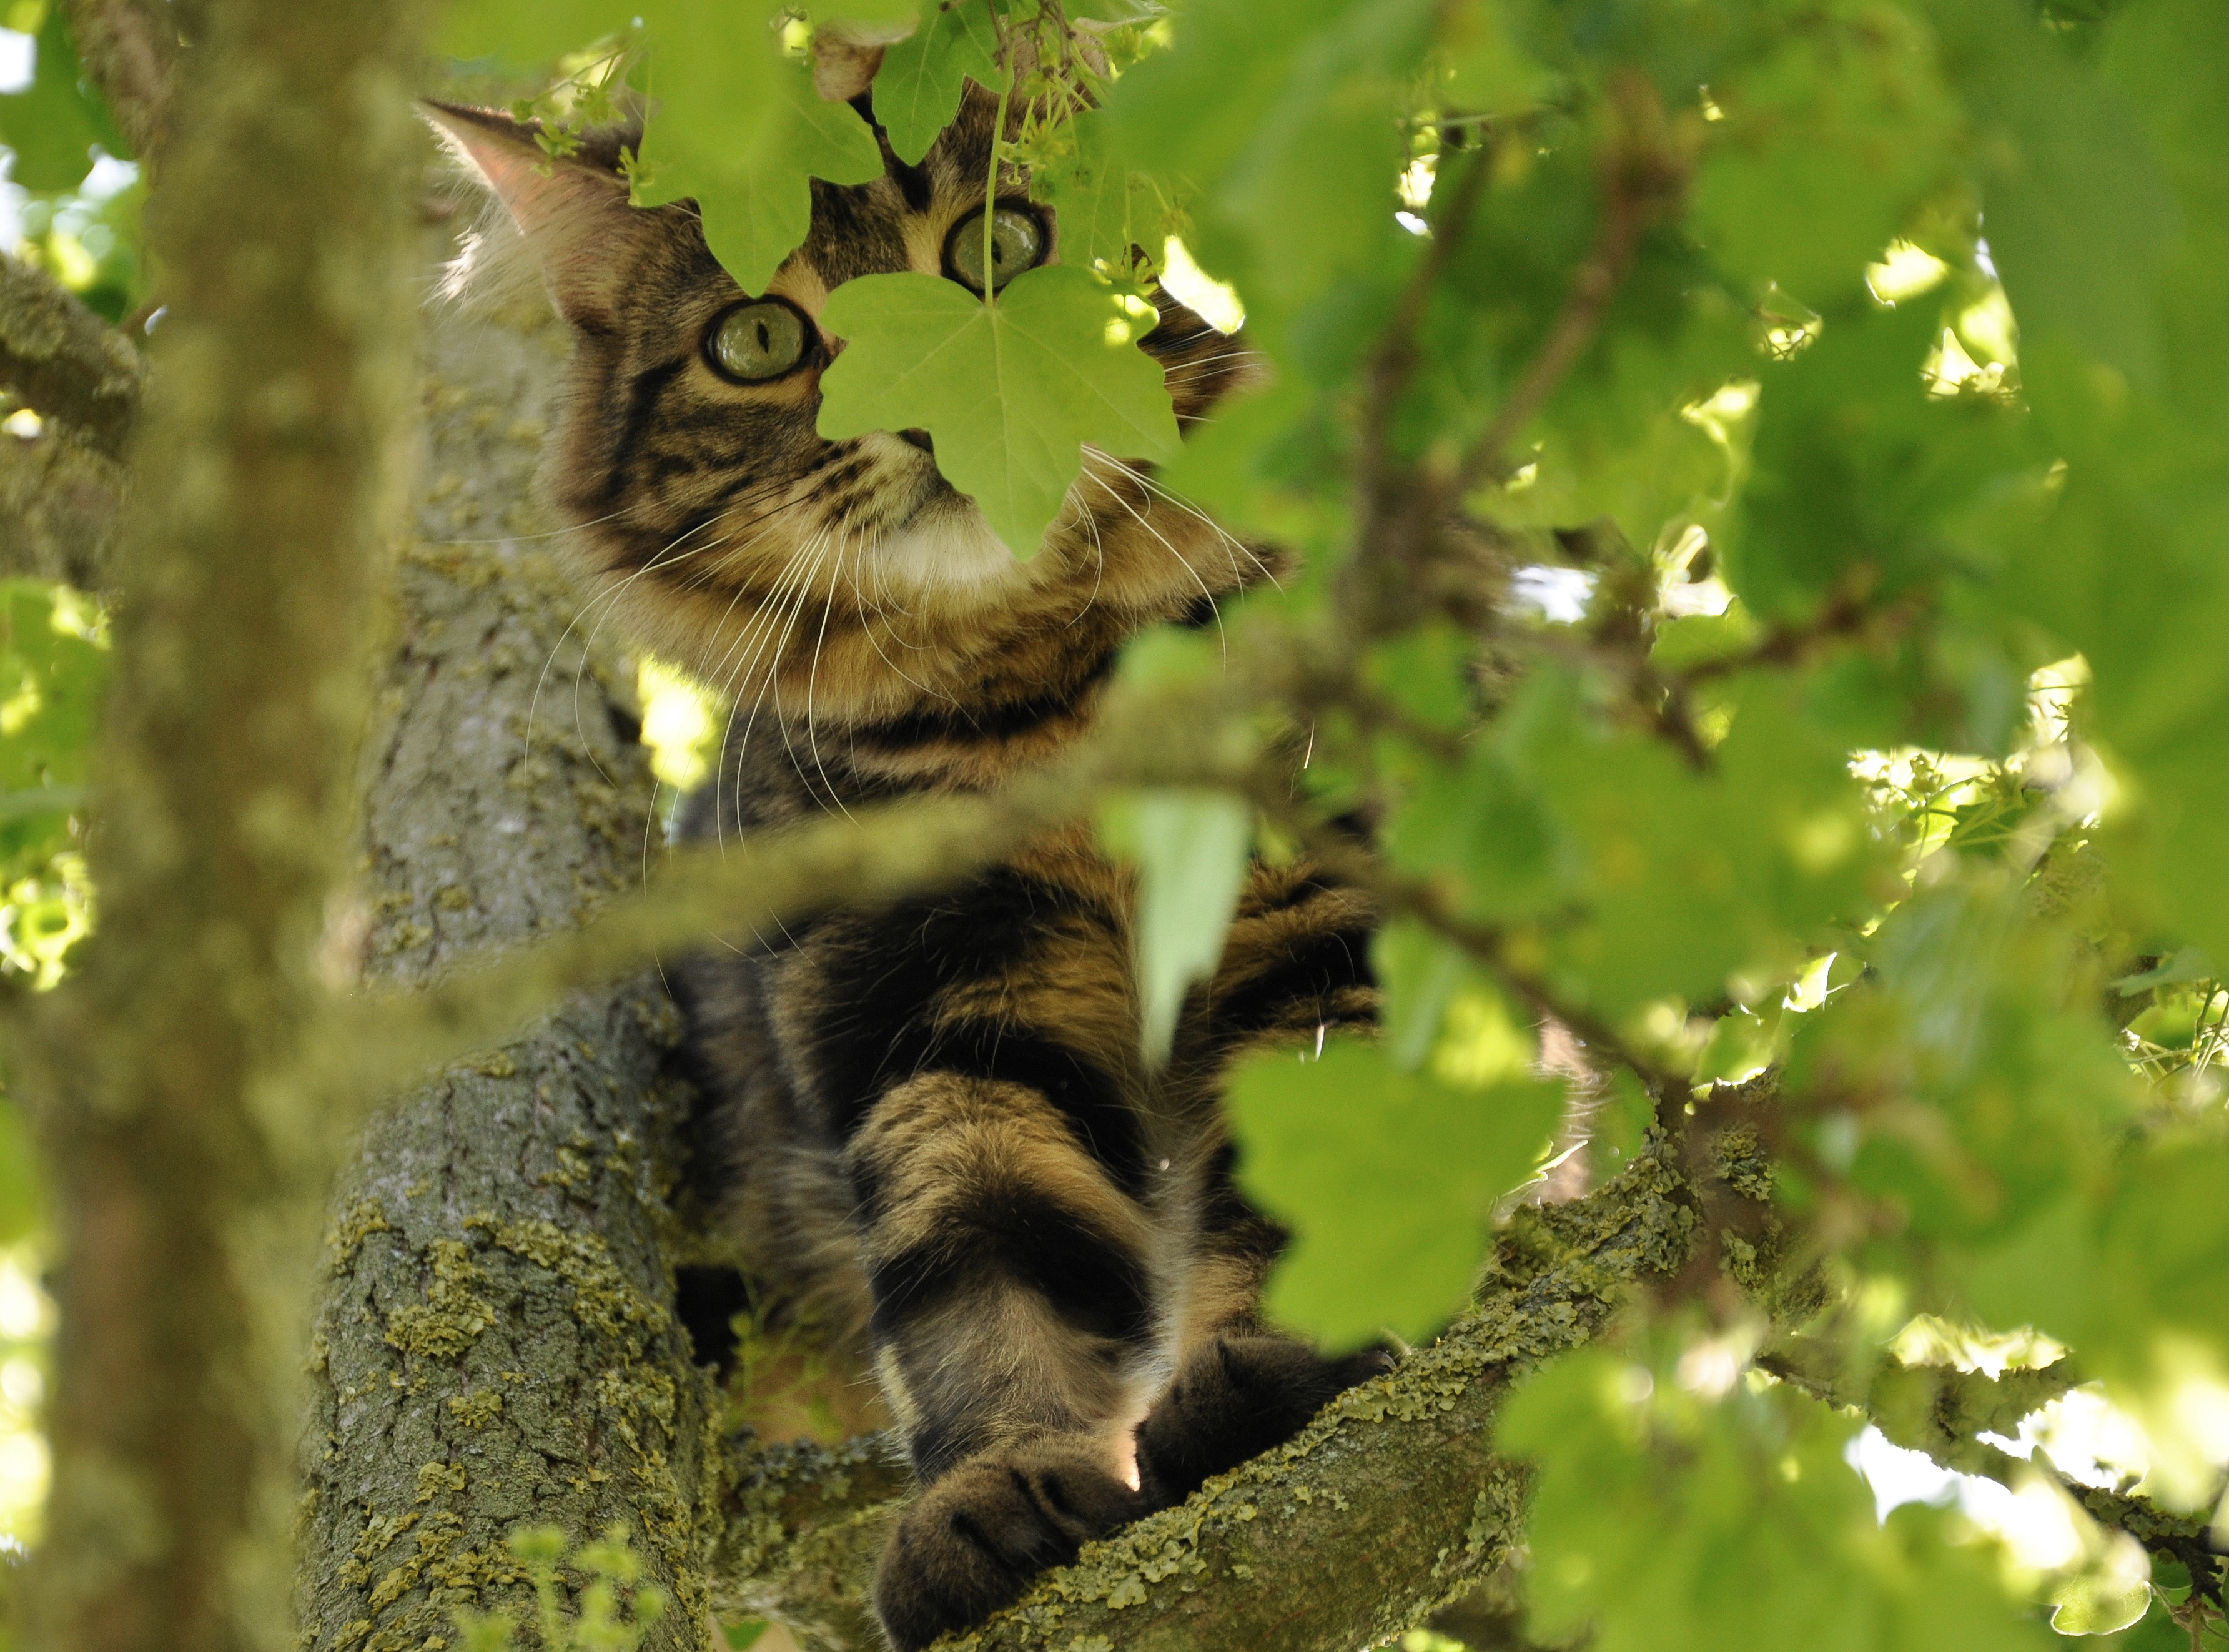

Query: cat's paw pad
[873,1438,1146,1652]
[1135,1333,1397,1505]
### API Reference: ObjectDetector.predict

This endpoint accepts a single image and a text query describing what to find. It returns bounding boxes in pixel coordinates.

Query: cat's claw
[873,1438,1147,1652]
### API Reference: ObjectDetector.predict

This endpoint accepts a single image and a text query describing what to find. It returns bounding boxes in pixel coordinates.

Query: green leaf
[1689,6,1960,305]
[439,0,633,60]
[1029,108,1159,271]
[1228,1035,1561,1346]
[816,263,1181,556]
[0,6,127,189]
[1732,297,2043,624]
[1374,918,1482,1070]
[1104,0,1435,342]
[873,0,1001,166]
[1499,1348,2053,1652]
[1457,671,1879,1016]
[1098,789,1253,1063]
[634,24,885,295]
[1935,0,2179,387]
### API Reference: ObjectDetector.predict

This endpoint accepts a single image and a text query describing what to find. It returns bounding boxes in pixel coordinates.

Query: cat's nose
[897,428,934,455]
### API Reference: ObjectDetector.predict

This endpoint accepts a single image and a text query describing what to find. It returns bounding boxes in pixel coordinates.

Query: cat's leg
[1132,1144,1393,1507]
[853,1068,1168,1652]
[1134,866,1394,1505]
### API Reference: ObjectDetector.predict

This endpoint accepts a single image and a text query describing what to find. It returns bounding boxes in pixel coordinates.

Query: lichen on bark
[297,257,719,1652]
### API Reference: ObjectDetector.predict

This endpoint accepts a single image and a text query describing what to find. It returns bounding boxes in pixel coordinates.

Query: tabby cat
[434,60,1388,1651]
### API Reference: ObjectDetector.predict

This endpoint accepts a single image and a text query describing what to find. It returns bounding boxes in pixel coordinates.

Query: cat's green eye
[945,205,1047,294]
[707,300,810,383]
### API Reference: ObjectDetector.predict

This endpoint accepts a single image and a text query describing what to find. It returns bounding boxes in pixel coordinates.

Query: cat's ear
[423,101,650,326]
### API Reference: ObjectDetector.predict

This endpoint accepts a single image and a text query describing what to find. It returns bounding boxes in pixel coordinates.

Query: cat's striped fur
[435,66,1386,1650]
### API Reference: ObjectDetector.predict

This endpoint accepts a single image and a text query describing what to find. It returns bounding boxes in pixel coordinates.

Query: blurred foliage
[0,581,103,1545]
[0,582,102,992]
[2,0,2225,1640]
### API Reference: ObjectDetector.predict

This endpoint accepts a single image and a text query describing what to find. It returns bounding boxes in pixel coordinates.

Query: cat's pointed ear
[423,101,649,325]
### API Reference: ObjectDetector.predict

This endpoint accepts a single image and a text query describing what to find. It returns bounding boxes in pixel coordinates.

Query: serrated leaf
[1098,789,1253,1062]
[816,263,1181,555]
[873,0,1001,164]
[1229,1036,1561,1346]
[633,20,884,295]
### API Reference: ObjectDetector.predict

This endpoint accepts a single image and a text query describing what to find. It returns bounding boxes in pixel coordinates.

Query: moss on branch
[0,251,141,457]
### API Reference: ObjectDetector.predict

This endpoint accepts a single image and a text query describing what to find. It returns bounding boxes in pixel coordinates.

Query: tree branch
[0,250,142,458]
[1443,75,1685,508]
[1763,1344,2227,1604]
[0,420,126,588]
[310,664,1271,1113]
[708,1143,1700,1651]
[63,0,186,167]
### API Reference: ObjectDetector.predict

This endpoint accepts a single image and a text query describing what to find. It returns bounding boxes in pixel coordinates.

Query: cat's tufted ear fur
[423,101,655,328]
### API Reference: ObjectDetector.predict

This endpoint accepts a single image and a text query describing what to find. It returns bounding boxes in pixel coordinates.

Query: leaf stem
[984,9,1014,306]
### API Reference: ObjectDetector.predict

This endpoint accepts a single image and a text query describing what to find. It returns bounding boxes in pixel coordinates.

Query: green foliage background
[5,0,2228,1643]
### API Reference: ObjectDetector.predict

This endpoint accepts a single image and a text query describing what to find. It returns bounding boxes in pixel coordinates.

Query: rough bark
[297,274,718,1652]
[23,7,430,1652]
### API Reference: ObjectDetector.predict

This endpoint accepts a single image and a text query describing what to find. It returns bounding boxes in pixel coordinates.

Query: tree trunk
[295,272,719,1652]
[25,6,430,1652]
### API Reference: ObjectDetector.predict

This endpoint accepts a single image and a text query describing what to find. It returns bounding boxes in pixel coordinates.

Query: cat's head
[430,71,1265,720]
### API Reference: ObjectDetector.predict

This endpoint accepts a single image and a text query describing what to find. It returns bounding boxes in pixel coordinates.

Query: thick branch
[0,421,126,588]
[708,1145,1699,1651]
[0,251,142,458]
[297,240,717,1652]
[313,665,1268,1111]
[1764,1345,2226,1599]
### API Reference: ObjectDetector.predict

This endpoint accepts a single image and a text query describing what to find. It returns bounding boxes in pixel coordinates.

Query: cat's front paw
[873,1437,1147,1652]
[1135,1333,1396,1506]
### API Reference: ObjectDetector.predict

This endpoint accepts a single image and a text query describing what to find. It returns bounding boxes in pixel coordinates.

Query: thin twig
[1441,72,1686,513]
